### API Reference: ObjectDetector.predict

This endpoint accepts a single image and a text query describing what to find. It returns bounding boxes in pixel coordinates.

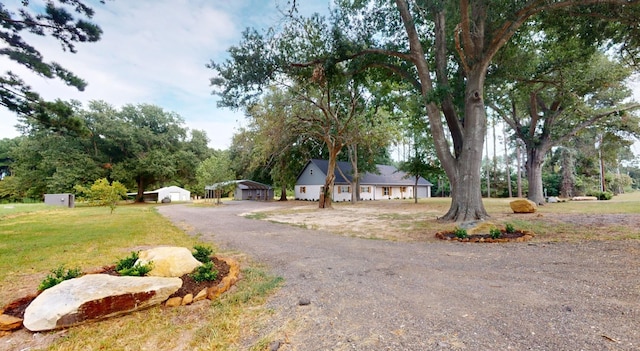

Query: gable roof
[304,159,432,186]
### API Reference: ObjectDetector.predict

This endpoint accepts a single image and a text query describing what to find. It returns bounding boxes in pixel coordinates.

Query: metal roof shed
[205,180,274,201]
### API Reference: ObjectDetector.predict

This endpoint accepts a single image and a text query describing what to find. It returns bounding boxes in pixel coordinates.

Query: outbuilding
[205,180,274,201]
[129,186,191,203]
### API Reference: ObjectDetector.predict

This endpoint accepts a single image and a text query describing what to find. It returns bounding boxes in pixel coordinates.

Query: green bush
[192,245,213,263]
[453,227,468,239]
[505,223,516,234]
[490,227,502,239]
[115,251,153,276]
[586,190,613,200]
[39,265,83,291]
[74,178,127,213]
[190,261,218,283]
[116,251,139,271]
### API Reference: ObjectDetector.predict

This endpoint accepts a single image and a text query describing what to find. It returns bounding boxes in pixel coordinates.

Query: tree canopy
[211,0,640,221]
[0,1,104,132]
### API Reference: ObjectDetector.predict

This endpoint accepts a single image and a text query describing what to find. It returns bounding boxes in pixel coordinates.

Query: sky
[0,0,328,150]
[1,1,639,155]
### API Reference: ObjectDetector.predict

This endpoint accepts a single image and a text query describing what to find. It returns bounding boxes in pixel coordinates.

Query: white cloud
[0,0,277,147]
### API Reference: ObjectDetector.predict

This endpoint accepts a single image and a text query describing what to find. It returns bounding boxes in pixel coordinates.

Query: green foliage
[115,251,153,276]
[38,265,83,291]
[0,1,103,132]
[115,251,140,271]
[453,227,468,239]
[505,223,516,234]
[192,245,214,263]
[117,263,153,277]
[197,151,236,204]
[190,261,219,283]
[588,190,614,200]
[490,227,502,239]
[75,178,127,213]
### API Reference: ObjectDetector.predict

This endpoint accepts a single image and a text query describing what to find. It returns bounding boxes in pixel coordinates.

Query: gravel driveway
[158,202,640,351]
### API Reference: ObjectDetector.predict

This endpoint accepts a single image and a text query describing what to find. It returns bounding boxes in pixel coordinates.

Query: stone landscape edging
[0,255,241,333]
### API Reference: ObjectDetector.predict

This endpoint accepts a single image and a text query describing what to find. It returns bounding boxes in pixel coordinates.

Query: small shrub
[39,265,83,291]
[599,191,614,200]
[490,227,502,239]
[192,245,213,263]
[116,251,140,271]
[505,223,516,234]
[453,227,468,239]
[587,190,614,200]
[115,251,153,276]
[118,262,153,276]
[190,261,219,283]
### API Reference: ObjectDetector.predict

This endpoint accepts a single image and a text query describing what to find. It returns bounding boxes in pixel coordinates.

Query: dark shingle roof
[308,159,432,186]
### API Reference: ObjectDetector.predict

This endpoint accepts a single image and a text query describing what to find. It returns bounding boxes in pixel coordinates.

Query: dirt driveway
[158,201,640,351]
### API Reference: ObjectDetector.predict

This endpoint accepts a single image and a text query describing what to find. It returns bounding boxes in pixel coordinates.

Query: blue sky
[0,0,329,149]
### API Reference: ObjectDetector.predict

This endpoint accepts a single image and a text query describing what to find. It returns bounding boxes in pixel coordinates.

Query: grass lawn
[0,203,282,351]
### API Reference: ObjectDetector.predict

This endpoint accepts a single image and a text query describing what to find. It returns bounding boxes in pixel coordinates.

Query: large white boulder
[136,246,202,277]
[23,274,182,332]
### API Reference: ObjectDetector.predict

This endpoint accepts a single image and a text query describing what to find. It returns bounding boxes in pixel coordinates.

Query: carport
[205,180,274,201]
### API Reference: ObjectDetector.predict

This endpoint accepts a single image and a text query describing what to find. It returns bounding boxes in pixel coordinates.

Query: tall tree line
[0,101,214,202]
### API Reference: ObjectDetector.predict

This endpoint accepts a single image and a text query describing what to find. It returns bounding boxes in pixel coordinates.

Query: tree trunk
[349,145,359,203]
[438,73,489,222]
[516,141,523,198]
[396,0,488,222]
[136,176,145,203]
[504,124,512,198]
[278,186,287,201]
[485,123,490,198]
[414,175,419,204]
[320,146,340,209]
[525,147,547,205]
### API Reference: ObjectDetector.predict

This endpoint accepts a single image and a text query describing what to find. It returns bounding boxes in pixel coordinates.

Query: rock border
[165,256,240,307]
[435,230,535,243]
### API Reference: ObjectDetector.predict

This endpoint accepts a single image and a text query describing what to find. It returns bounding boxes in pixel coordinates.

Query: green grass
[0,203,283,351]
[0,205,198,283]
[0,202,51,219]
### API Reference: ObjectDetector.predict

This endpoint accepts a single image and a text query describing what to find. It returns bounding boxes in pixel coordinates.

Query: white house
[294,159,432,201]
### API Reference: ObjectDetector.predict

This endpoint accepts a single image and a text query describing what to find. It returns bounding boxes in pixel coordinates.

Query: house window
[382,187,391,196]
[338,185,350,193]
[360,186,371,193]
[300,186,306,194]
[400,186,407,193]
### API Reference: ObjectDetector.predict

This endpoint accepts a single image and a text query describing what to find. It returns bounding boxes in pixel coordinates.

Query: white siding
[333,185,351,202]
[295,185,323,201]
[359,185,374,200]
